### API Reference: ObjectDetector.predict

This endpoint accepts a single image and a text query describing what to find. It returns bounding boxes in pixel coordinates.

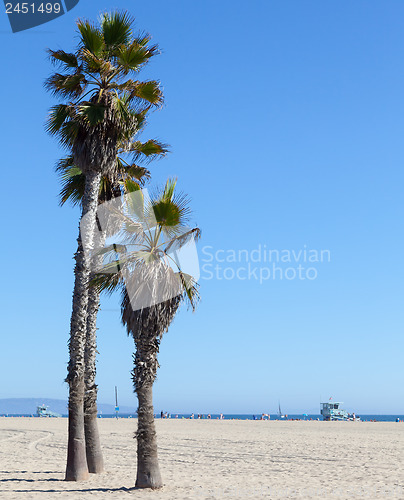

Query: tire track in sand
[28,430,54,453]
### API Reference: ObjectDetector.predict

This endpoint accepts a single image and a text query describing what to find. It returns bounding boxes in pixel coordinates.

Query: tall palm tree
[56,137,167,474]
[92,180,200,488]
[45,11,163,481]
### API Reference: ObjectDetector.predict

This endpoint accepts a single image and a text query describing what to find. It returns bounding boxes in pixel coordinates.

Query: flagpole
[115,386,119,419]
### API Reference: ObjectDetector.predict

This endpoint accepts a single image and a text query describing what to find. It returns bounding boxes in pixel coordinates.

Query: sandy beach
[0,417,403,499]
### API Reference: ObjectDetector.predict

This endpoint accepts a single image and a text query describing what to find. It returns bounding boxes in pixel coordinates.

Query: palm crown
[45,11,163,176]
[92,179,201,320]
[56,136,168,207]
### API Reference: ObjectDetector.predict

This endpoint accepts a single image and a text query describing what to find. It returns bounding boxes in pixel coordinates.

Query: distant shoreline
[1,413,403,422]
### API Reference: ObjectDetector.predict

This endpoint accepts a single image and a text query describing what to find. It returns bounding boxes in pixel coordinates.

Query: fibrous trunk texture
[84,181,120,473]
[65,170,101,482]
[135,382,162,488]
[83,221,106,473]
[122,293,181,489]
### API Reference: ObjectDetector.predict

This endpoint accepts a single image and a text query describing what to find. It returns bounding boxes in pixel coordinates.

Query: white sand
[0,417,403,499]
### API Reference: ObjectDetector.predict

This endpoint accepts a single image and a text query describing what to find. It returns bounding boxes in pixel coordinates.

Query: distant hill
[0,398,136,415]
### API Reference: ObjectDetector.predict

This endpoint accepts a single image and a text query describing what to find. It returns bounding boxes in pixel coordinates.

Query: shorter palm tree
[92,179,200,488]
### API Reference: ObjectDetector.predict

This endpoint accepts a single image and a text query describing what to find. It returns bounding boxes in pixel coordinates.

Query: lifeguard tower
[320,400,349,421]
[36,404,61,417]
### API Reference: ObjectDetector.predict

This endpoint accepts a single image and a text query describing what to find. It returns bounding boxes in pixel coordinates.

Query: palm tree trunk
[84,184,120,473]
[123,297,181,489]
[135,381,163,488]
[84,234,104,473]
[65,170,101,482]
[133,332,163,489]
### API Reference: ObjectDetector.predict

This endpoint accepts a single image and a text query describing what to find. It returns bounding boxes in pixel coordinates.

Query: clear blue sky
[1,0,403,414]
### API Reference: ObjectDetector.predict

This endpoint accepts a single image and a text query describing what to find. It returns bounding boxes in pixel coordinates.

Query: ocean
[2,413,403,422]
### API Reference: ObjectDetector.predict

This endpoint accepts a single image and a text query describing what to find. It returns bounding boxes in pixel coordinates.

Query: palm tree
[92,179,200,488]
[45,11,163,481]
[56,137,167,474]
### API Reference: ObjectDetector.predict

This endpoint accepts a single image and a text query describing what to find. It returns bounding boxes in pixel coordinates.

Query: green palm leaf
[128,81,163,106]
[125,164,151,183]
[128,140,169,162]
[152,200,181,227]
[56,156,85,206]
[178,272,199,311]
[101,11,134,49]
[45,104,73,135]
[44,73,86,98]
[160,178,176,202]
[116,42,159,74]
[48,49,78,69]
[78,103,106,126]
[80,49,114,75]
[77,20,104,55]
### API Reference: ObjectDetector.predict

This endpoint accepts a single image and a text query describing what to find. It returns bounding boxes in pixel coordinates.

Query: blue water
[97,413,404,421]
[2,413,403,422]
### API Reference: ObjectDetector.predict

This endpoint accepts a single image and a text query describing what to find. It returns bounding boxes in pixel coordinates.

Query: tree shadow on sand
[0,471,60,474]
[0,472,145,492]
[0,486,141,493]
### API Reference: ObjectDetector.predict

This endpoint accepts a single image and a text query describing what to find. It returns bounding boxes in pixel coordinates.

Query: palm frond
[132,32,152,48]
[44,73,86,99]
[56,156,85,206]
[77,20,105,55]
[80,48,114,75]
[178,272,200,311]
[164,228,201,254]
[57,119,80,149]
[152,199,181,228]
[151,182,192,238]
[171,191,192,221]
[160,178,176,202]
[56,155,124,206]
[132,109,148,131]
[116,41,159,75]
[112,95,136,128]
[127,139,169,163]
[90,270,124,295]
[127,80,163,107]
[123,184,146,221]
[45,104,74,135]
[121,163,151,184]
[78,102,106,125]
[123,177,142,194]
[101,11,134,49]
[55,155,75,173]
[47,49,78,69]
